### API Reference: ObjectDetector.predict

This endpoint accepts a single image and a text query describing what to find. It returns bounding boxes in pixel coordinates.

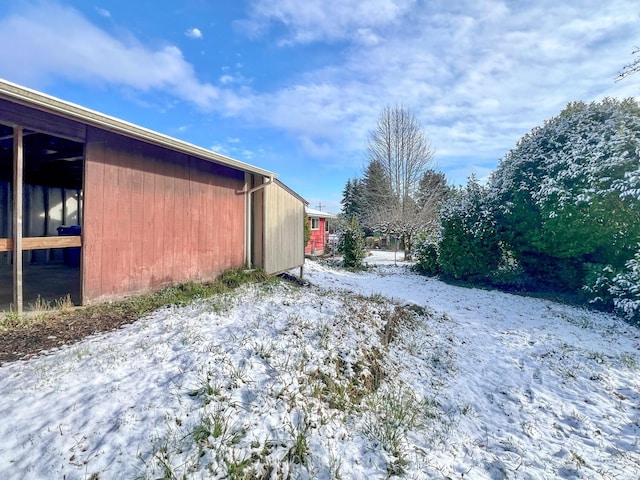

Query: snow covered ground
[0,251,639,479]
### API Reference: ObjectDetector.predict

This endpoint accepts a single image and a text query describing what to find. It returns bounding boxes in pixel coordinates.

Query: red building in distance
[305,207,336,255]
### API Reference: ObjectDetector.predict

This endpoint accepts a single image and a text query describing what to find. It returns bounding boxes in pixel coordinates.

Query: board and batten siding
[82,127,246,303]
[262,181,305,275]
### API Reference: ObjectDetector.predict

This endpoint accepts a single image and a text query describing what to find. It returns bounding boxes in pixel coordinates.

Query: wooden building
[0,79,307,312]
[305,207,336,255]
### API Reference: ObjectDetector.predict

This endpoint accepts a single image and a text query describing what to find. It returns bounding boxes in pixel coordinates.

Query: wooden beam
[13,126,23,313]
[0,99,86,142]
[0,131,37,141]
[0,236,82,252]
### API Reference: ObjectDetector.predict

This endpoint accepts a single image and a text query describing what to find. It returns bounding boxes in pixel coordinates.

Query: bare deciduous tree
[616,46,640,82]
[364,105,438,258]
[366,105,435,215]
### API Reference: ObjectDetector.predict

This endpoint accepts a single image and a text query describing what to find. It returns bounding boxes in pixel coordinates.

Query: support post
[244,173,252,268]
[12,126,23,313]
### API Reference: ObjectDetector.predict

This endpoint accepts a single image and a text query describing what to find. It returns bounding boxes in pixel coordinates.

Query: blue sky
[1,0,638,213]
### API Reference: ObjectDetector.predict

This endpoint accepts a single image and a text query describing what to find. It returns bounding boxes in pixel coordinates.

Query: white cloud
[0,4,219,109]
[219,74,234,85]
[232,0,640,183]
[185,27,203,39]
[210,143,226,153]
[298,136,333,157]
[240,0,416,44]
[219,72,249,85]
[95,7,111,18]
[211,136,256,160]
[240,148,254,160]
[354,28,380,47]
[1,1,638,188]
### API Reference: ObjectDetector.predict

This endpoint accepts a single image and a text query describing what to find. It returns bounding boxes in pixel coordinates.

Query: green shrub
[413,235,440,275]
[585,252,640,324]
[583,263,616,308]
[341,216,366,269]
[438,177,502,280]
[304,216,311,246]
[491,98,640,291]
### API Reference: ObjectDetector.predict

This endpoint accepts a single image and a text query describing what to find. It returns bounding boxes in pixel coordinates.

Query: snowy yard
[0,251,639,479]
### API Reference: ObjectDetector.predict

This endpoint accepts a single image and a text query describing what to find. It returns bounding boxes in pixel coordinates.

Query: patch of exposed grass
[76,269,270,330]
[286,408,312,465]
[619,352,638,369]
[1,293,75,331]
[0,268,271,363]
[381,305,419,347]
[0,309,26,332]
[310,346,385,411]
[363,383,429,475]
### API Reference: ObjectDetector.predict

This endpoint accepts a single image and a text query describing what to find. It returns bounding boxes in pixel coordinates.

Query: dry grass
[0,269,271,364]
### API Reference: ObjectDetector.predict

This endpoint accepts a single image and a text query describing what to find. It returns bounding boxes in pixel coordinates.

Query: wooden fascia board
[0,78,276,178]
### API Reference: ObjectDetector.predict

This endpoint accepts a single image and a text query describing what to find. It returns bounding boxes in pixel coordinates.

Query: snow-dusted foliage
[587,250,640,324]
[610,251,640,323]
[438,176,502,279]
[491,98,640,290]
[340,215,366,268]
[413,233,440,275]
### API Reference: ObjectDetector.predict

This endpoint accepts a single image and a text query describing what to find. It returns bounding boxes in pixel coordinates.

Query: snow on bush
[340,215,366,268]
[413,234,440,275]
[438,176,502,280]
[609,251,640,323]
[491,98,640,291]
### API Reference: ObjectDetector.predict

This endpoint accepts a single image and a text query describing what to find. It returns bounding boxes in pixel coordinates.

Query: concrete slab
[0,263,80,312]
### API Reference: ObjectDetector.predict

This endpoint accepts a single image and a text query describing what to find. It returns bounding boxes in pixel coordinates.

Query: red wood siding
[305,217,328,254]
[82,127,245,303]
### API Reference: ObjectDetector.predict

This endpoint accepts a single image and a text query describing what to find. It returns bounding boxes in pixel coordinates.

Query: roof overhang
[275,179,309,205]
[0,78,276,179]
[306,207,336,218]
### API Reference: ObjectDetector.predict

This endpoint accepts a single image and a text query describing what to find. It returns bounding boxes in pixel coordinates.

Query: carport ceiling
[0,124,83,189]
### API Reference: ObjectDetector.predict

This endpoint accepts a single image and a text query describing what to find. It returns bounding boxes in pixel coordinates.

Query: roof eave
[0,78,276,179]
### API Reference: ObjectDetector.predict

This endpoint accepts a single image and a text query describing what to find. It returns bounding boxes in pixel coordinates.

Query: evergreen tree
[415,170,449,211]
[361,159,395,226]
[341,178,365,219]
[304,216,311,246]
[341,179,353,216]
[341,216,366,269]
